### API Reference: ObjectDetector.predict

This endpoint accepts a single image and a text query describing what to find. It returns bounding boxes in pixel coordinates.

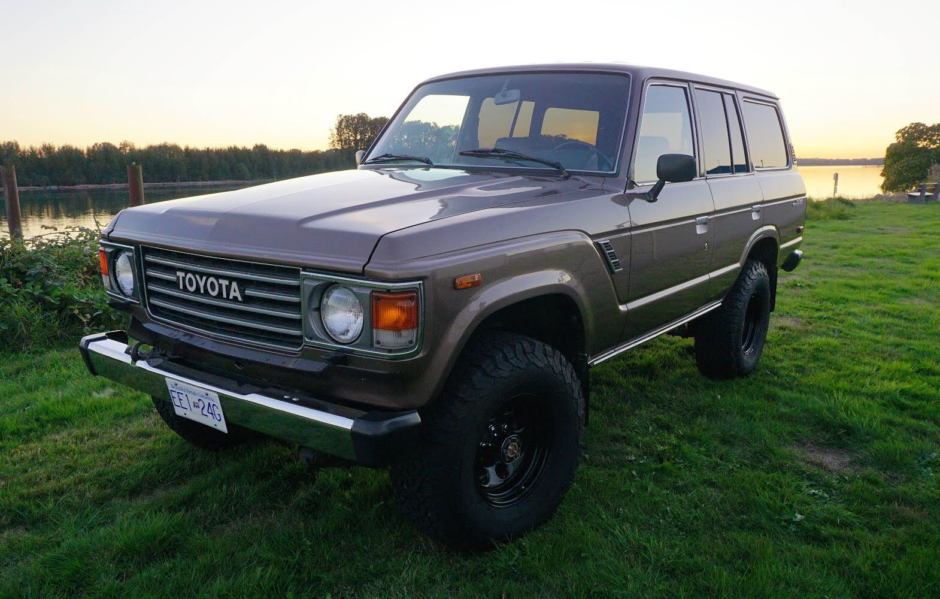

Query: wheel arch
[741,227,780,311]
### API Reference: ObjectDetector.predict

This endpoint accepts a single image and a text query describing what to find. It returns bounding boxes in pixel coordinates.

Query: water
[1,184,249,239]
[797,165,885,199]
[2,166,887,238]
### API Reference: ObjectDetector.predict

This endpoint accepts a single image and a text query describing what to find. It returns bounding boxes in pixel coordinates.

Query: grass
[2,200,939,598]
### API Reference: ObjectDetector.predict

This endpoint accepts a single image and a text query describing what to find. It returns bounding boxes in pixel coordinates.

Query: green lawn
[2,201,939,598]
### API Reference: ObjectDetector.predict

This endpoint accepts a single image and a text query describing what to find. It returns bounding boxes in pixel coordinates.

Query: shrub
[0,227,122,351]
[807,197,856,221]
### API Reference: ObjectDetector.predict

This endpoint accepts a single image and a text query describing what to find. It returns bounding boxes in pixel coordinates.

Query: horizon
[1,0,937,160]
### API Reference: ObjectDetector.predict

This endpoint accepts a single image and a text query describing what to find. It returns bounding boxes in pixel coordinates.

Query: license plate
[166,378,228,433]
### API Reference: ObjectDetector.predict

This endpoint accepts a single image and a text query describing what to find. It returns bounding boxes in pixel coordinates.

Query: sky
[1,0,937,159]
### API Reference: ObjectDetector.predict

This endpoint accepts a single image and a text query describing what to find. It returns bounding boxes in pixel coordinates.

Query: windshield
[367,72,630,173]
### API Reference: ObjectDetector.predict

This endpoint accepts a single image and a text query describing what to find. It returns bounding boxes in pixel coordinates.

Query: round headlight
[114,252,135,296]
[320,285,363,343]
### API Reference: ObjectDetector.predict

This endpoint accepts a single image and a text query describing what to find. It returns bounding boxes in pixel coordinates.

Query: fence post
[832,172,839,197]
[1,165,23,240]
[128,163,145,207]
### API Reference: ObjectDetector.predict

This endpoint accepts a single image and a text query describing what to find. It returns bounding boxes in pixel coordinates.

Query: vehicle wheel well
[747,237,779,311]
[473,294,590,421]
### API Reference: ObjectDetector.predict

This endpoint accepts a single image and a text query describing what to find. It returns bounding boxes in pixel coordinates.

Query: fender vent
[596,240,623,273]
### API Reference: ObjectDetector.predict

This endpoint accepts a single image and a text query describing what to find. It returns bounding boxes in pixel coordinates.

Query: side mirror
[355,150,366,166]
[646,154,696,202]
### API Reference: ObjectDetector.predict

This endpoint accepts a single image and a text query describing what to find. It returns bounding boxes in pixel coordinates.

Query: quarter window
[634,85,695,183]
[695,89,732,175]
[742,101,788,169]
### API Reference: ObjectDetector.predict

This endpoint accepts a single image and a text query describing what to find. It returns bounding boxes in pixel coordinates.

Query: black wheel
[152,395,253,450]
[694,259,771,379]
[390,332,584,551]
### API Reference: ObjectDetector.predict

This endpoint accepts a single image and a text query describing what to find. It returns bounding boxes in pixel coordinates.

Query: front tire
[390,332,584,551]
[694,259,771,379]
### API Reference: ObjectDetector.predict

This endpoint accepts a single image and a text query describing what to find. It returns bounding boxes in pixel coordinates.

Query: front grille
[141,246,303,351]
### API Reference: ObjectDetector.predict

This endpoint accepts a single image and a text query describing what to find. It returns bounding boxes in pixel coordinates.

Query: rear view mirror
[494,89,521,105]
[646,154,696,202]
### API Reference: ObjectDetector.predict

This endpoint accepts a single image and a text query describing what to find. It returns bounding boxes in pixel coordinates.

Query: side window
[634,85,695,183]
[724,94,748,173]
[694,89,732,175]
[742,101,788,169]
[541,108,600,145]
[478,99,535,147]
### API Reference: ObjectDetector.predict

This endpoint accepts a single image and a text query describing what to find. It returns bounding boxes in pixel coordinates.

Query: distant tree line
[881,123,940,192]
[0,113,400,188]
[798,157,884,166]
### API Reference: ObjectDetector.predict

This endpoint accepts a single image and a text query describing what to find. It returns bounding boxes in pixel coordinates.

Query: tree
[881,122,940,192]
[329,113,389,151]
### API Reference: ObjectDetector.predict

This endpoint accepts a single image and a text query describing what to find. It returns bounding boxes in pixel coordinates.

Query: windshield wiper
[459,148,569,178]
[364,153,433,166]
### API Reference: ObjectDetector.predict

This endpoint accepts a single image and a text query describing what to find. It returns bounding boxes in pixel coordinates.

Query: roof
[421,62,778,100]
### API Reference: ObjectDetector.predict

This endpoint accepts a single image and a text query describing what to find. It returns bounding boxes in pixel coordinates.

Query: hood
[108,168,572,273]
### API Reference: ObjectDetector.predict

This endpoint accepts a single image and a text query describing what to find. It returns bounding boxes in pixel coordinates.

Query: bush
[0,227,122,351]
[807,197,856,221]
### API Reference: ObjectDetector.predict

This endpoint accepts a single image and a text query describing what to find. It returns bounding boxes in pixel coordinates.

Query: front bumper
[79,331,421,466]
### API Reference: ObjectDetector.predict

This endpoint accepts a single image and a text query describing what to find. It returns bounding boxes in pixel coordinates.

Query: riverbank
[18,179,270,192]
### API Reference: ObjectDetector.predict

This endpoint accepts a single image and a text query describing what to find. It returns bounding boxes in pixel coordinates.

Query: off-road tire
[390,331,585,551]
[694,259,771,379]
[152,395,253,450]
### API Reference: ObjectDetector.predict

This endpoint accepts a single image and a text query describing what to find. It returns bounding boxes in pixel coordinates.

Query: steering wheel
[552,139,613,171]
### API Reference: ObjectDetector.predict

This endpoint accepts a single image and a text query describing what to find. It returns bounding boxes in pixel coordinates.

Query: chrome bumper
[79,331,420,466]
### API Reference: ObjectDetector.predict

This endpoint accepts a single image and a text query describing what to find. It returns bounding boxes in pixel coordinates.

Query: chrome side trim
[144,255,299,286]
[81,335,356,459]
[626,273,710,311]
[590,300,722,366]
[149,298,304,336]
[780,236,803,249]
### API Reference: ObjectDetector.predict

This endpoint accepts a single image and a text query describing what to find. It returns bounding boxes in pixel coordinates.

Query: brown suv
[80,64,805,549]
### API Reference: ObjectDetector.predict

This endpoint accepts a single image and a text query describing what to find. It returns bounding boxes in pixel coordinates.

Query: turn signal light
[98,248,111,289]
[454,273,482,290]
[372,291,419,350]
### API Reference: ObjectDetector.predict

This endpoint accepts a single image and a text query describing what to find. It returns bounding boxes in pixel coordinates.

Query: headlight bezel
[302,273,423,359]
[114,251,136,297]
[99,241,140,303]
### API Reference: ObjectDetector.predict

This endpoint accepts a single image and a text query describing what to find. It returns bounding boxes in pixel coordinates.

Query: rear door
[621,82,716,340]
[740,99,806,250]
[692,87,766,298]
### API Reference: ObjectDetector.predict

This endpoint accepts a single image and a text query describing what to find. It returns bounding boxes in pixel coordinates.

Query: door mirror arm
[646,179,666,203]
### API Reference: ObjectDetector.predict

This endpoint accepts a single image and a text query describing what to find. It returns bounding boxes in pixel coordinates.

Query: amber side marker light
[454,273,482,290]
[98,248,111,289]
[372,291,419,350]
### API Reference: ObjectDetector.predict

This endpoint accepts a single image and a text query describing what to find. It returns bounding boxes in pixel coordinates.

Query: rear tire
[152,395,253,450]
[390,332,584,551]
[694,259,771,379]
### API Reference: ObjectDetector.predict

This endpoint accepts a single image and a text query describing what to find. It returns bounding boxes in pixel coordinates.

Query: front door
[621,83,715,340]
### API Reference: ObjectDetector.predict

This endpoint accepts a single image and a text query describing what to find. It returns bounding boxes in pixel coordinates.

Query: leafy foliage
[0,227,122,350]
[0,141,356,187]
[328,113,389,151]
[881,122,940,192]
[383,120,460,164]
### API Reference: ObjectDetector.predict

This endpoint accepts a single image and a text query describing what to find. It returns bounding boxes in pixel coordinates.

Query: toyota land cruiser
[80,64,805,550]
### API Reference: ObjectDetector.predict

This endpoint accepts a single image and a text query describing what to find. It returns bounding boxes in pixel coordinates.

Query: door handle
[751,205,762,212]
[751,205,762,220]
[695,216,709,234]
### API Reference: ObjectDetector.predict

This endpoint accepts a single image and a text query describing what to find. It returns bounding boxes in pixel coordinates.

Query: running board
[588,300,722,366]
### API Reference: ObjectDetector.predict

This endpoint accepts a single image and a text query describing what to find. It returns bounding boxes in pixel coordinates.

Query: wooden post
[1,165,23,240]
[832,172,839,198]
[919,183,927,203]
[128,163,145,207]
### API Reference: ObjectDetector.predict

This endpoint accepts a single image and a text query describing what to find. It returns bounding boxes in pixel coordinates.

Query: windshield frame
[362,69,633,177]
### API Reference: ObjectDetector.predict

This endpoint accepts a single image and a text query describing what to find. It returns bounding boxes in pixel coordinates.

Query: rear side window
[694,89,732,175]
[634,85,695,183]
[742,101,788,169]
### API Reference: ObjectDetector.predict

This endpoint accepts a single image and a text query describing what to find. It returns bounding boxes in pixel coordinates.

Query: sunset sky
[1,0,937,159]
